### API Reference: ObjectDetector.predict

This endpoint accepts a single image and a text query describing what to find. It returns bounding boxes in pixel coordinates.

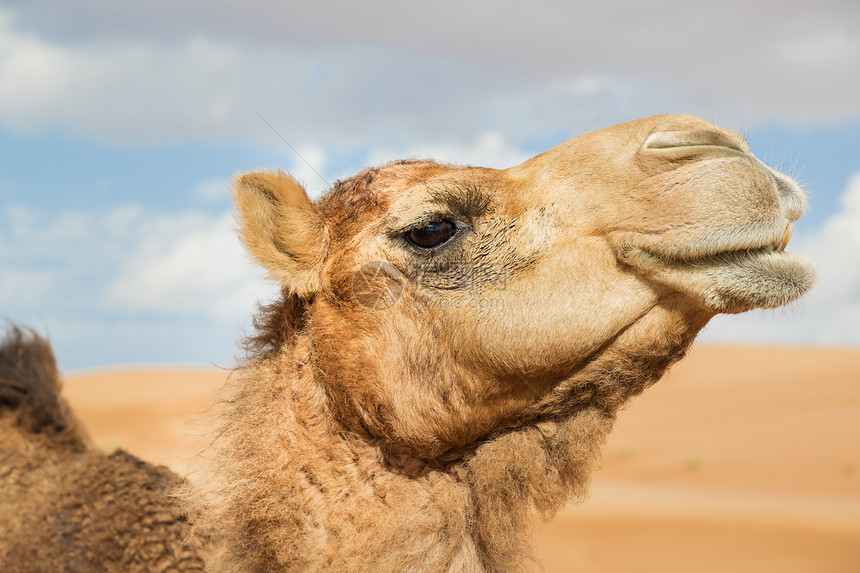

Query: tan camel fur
[0,114,815,572]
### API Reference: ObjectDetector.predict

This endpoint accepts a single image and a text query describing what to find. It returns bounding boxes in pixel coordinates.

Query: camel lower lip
[695,249,817,311]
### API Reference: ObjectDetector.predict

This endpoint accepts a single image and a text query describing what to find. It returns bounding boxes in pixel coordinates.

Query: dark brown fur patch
[0,326,77,439]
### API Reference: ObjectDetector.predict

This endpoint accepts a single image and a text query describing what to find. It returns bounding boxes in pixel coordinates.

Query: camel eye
[407,220,456,249]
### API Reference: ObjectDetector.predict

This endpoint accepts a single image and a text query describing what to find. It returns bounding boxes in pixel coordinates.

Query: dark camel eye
[407,220,456,249]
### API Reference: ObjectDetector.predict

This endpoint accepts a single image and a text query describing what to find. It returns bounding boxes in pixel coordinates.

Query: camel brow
[426,182,493,219]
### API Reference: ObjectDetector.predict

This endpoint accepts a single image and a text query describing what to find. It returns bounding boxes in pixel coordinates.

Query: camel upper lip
[678,223,794,263]
[714,223,794,259]
[622,222,795,270]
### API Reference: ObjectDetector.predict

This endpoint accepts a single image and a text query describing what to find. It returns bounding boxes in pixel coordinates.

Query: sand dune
[64,345,860,572]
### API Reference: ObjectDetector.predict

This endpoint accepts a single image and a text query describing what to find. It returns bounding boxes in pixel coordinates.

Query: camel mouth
[620,232,817,314]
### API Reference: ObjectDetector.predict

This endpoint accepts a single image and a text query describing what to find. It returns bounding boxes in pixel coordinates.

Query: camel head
[232,114,816,459]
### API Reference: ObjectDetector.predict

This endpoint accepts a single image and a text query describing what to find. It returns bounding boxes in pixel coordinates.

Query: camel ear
[232,170,328,295]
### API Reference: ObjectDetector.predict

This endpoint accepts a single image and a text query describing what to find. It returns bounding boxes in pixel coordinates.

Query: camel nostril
[769,169,808,222]
[643,129,747,154]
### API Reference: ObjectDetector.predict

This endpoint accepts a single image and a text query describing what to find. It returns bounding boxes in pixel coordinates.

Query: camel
[0,114,816,572]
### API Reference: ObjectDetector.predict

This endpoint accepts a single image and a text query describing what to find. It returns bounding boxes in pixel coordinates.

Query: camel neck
[198,305,704,572]
[198,347,620,572]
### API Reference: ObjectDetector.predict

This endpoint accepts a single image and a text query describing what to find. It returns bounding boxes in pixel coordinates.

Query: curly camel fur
[0,327,207,571]
[0,115,816,572]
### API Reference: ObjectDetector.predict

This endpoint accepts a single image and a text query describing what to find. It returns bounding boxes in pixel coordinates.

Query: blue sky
[1,1,859,370]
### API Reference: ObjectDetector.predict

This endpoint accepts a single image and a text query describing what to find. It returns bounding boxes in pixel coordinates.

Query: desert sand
[63,345,860,572]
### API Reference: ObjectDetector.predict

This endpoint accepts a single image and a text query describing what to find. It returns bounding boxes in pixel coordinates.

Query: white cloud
[106,210,277,322]
[701,172,860,345]
[792,172,860,342]
[1,2,858,150]
[1,202,279,368]
[1,203,276,326]
[773,30,860,72]
[193,179,232,204]
[0,14,247,142]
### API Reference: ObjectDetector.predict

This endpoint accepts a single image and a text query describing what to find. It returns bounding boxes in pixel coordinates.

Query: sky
[1,1,859,370]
